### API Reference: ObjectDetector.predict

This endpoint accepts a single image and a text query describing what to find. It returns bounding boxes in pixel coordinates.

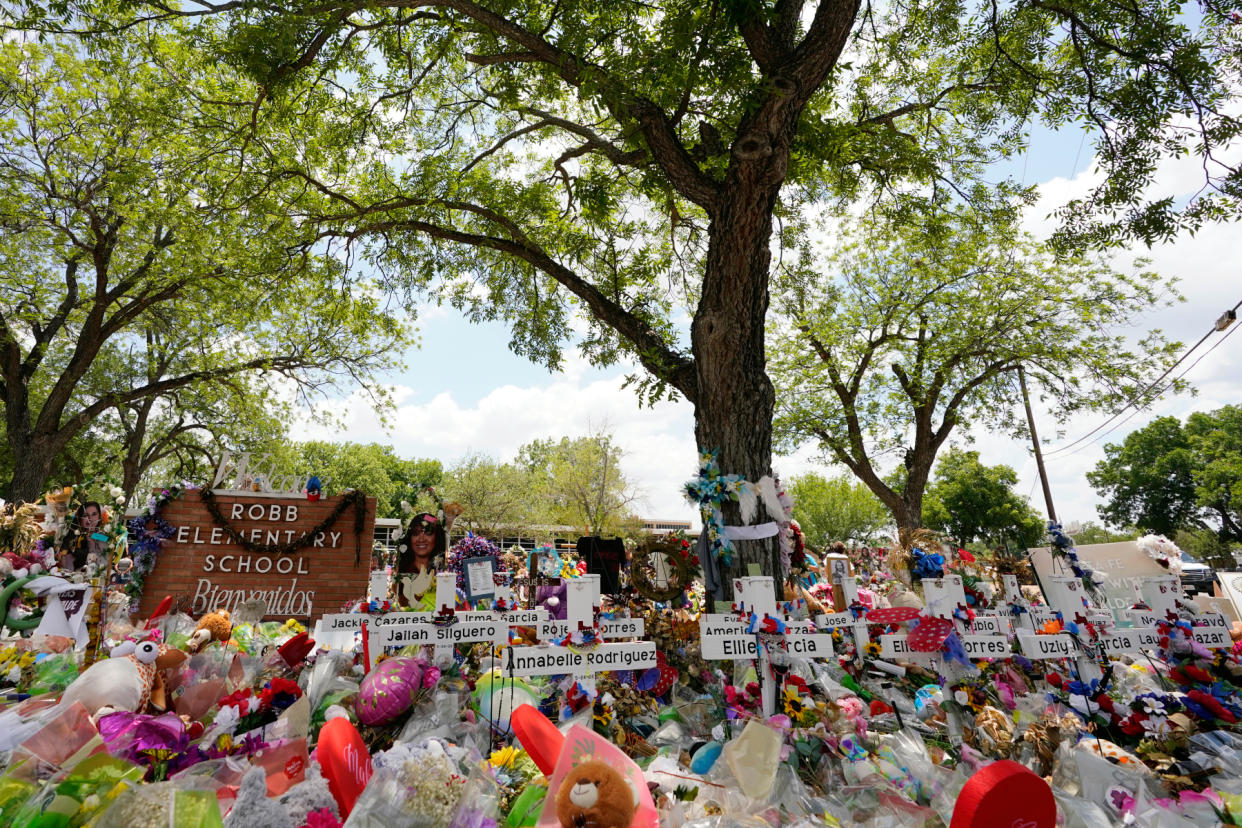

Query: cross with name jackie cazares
[699,576,836,717]
[500,575,655,685]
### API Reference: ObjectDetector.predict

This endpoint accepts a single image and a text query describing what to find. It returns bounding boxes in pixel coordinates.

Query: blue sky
[293,119,1242,530]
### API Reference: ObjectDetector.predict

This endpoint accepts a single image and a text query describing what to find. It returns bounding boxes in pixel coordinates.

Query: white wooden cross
[1130,575,1231,651]
[500,575,655,696]
[365,573,507,669]
[698,576,835,716]
[1018,574,1109,682]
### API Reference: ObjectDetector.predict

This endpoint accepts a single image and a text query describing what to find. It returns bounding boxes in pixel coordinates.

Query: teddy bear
[186,609,232,652]
[555,760,635,828]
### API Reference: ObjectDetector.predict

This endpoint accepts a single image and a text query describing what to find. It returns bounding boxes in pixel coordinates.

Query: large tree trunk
[7,435,60,503]
[692,177,781,602]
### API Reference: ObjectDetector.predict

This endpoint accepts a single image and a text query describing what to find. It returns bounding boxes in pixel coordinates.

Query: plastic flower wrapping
[8,485,1242,828]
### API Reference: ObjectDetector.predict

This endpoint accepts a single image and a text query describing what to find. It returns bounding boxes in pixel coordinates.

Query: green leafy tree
[1185,405,1242,543]
[1090,406,1242,543]
[1069,521,1140,546]
[921,448,1045,549]
[771,210,1181,533]
[1086,416,1199,536]
[441,453,537,538]
[282,442,442,520]
[27,0,1239,591]
[517,429,639,536]
[0,37,409,502]
[787,472,891,549]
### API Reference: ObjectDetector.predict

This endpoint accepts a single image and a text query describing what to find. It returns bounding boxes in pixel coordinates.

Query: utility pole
[1019,366,1058,525]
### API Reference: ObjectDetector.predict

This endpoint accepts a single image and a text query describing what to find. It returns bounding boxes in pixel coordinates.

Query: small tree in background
[787,473,891,549]
[921,448,1045,550]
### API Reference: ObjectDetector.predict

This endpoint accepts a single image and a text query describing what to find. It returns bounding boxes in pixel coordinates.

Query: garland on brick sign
[200,487,368,563]
[123,483,193,610]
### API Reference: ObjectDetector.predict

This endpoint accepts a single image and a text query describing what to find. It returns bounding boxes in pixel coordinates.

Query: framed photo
[463,556,497,603]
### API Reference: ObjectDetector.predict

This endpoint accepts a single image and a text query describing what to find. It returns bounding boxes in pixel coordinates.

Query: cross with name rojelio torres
[699,576,836,717]
[500,574,654,697]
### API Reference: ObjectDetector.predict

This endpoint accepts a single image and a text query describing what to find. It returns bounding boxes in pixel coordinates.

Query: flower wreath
[1136,534,1184,576]
[443,533,507,594]
[631,534,698,602]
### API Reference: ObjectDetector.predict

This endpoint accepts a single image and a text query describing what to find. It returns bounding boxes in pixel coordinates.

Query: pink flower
[302,808,342,828]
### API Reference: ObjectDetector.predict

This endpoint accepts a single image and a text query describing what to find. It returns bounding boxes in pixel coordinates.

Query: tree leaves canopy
[770,208,1183,528]
[921,447,1045,549]
[787,472,891,548]
[0,34,412,499]
[1089,405,1242,542]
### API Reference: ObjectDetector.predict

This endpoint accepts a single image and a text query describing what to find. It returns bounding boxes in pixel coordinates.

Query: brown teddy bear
[186,609,232,652]
[555,760,635,828]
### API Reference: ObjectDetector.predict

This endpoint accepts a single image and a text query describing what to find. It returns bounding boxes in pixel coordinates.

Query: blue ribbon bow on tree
[910,547,945,580]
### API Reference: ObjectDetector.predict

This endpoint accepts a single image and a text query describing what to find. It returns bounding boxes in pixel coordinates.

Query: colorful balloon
[355,656,424,726]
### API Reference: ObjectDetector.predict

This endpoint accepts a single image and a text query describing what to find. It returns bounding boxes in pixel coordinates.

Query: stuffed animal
[186,609,232,652]
[555,760,635,828]
[60,634,186,715]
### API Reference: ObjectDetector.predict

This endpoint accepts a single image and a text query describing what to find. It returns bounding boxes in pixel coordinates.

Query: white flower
[114,495,126,505]
[108,485,124,498]
[211,706,240,736]
[711,724,726,742]
[1140,697,1166,716]
[400,500,412,514]
[954,690,970,706]
[1140,715,1172,738]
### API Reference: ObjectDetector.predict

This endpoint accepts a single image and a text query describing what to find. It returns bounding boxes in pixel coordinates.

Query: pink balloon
[355,656,425,726]
[318,717,373,816]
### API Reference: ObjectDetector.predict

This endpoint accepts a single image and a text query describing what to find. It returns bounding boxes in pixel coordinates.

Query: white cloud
[290,354,705,523]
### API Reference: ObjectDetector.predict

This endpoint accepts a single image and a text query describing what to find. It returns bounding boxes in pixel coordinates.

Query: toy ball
[355,656,424,726]
[473,670,541,736]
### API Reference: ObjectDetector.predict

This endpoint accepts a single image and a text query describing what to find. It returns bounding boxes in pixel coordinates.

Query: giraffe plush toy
[60,631,187,716]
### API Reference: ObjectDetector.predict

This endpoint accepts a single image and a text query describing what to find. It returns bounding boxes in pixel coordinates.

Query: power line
[1052,319,1242,458]
[1042,296,1242,458]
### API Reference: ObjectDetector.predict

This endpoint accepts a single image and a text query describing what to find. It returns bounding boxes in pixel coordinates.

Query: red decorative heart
[950,760,1055,828]
[866,607,921,623]
[318,717,373,816]
[511,702,565,776]
[908,616,954,652]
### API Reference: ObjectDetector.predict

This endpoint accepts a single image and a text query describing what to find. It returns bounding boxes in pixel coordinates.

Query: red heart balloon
[950,760,1055,828]
[318,717,373,816]
[908,616,955,652]
[866,607,921,623]
[510,702,564,776]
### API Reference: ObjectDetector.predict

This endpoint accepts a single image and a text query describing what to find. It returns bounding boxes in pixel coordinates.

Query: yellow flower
[863,641,882,658]
[281,619,307,635]
[489,746,520,768]
[783,687,807,717]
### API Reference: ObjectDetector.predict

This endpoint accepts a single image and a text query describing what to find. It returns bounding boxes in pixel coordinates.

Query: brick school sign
[137,491,376,622]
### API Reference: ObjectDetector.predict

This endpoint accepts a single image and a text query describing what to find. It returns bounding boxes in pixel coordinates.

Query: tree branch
[319,203,698,401]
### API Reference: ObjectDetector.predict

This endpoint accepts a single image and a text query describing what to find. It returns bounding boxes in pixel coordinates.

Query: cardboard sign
[138,491,376,623]
[1030,540,1166,617]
